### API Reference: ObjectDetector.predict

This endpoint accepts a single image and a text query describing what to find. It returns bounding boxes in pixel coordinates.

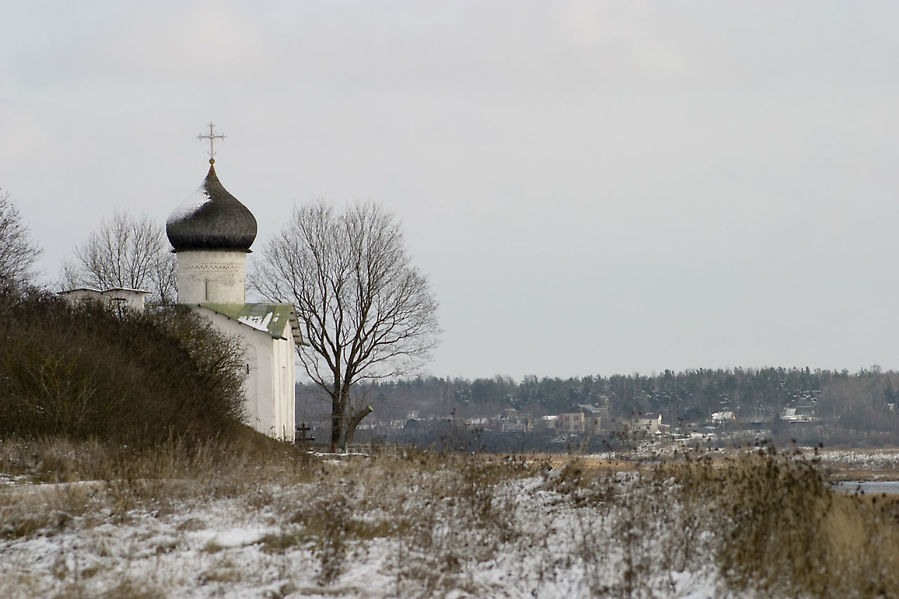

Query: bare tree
[0,189,41,288]
[251,201,439,451]
[62,212,176,304]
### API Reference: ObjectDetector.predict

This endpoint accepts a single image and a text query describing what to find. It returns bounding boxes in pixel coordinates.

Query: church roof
[166,161,257,252]
[199,303,303,343]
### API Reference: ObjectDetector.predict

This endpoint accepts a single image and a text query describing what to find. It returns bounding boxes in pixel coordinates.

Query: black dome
[166,162,257,252]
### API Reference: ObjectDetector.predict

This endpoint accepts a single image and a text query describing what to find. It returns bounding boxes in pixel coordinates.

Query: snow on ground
[0,474,726,598]
[8,444,896,598]
[817,448,899,473]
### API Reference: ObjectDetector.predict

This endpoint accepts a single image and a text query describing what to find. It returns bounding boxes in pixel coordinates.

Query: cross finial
[197,122,226,164]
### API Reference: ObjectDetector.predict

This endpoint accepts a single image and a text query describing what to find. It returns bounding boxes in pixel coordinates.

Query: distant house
[575,404,604,432]
[556,413,586,434]
[552,408,602,434]
[629,413,662,435]
[711,411,736,423]
[537,415,558,432]
[780,406,819,423]
[497,408,533,433]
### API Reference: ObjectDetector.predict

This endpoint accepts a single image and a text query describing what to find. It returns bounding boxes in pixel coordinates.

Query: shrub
[710,450,899,597]
[0,288,246,446]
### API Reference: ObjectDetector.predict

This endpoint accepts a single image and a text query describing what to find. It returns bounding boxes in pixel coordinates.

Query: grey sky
[2,1,898,379]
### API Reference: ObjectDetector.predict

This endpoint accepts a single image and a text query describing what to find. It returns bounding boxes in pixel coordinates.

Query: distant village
[296,371,899,451]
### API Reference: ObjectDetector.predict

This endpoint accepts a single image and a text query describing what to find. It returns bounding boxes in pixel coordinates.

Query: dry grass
[2,438,899,597]
[0,432,314,539]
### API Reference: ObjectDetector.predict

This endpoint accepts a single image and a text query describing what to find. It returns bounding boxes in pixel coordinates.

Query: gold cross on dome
[198,122,226,163]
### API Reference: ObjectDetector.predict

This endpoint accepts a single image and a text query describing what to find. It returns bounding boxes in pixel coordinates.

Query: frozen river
[831,480,899,495]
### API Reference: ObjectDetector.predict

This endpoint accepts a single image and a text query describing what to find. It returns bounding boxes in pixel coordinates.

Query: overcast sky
[3,1,899,379]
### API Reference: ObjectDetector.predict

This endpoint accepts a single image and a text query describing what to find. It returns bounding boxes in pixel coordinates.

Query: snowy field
[1,443,898,598]
[0,474,720,597]
[816,448,899,474]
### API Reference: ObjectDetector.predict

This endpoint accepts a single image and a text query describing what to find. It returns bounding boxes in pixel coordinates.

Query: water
[831,480,899,495]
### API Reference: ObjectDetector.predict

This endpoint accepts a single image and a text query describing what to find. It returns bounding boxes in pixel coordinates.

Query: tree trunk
[330,395,343,453]
[344,405,373,449]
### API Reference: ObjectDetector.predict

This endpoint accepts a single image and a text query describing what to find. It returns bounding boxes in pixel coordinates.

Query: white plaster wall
[175,250,247,304]
[196,308,295,442]
[59,289,148,311]
[244,344,259,426]
[101,289,147,311]
[59,289,102,303]
[271,330,296,440]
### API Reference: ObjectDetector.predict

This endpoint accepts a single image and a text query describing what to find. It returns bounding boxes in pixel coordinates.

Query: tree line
[297,368,899,433]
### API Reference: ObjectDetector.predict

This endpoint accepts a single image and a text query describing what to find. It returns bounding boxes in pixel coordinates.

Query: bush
[711,450,899,597]
[0,288,246,446]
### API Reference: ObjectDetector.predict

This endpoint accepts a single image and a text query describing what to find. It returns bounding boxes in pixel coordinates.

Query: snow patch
[167,187,213,224]
[192,526,270,548]
[237,312,274,333]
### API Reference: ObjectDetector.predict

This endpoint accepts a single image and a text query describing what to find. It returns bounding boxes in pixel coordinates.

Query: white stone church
[165,156,300,442]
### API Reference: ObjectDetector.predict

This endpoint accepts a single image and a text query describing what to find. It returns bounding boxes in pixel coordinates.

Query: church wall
[196,309,295,441]
[249,333,274,436]
[175,250,247,304]
[270,331,296,441]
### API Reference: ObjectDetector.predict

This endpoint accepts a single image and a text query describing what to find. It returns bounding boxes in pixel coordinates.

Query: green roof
[200,303,299,340]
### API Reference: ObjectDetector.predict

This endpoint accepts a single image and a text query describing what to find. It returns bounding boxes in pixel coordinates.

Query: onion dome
[166,160,257,252]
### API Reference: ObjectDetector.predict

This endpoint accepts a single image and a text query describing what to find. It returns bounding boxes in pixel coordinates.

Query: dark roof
[166,161,257,252]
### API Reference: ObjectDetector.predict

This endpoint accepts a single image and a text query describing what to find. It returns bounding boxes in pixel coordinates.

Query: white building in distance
[166,156,300,441]
[58,287,150,312]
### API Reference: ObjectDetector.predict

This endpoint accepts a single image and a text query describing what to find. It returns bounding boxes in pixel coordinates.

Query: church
[165,143,300,442]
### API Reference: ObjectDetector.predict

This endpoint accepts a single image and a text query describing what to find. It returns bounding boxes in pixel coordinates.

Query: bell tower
[165,123,257,304]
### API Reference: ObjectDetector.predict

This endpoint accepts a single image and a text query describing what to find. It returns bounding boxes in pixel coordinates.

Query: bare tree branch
[250,201,440,450]
[61,212,176,305]
[0,189,41,289]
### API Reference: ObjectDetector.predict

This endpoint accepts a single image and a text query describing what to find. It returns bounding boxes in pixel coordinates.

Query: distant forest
[297,367,899,436]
